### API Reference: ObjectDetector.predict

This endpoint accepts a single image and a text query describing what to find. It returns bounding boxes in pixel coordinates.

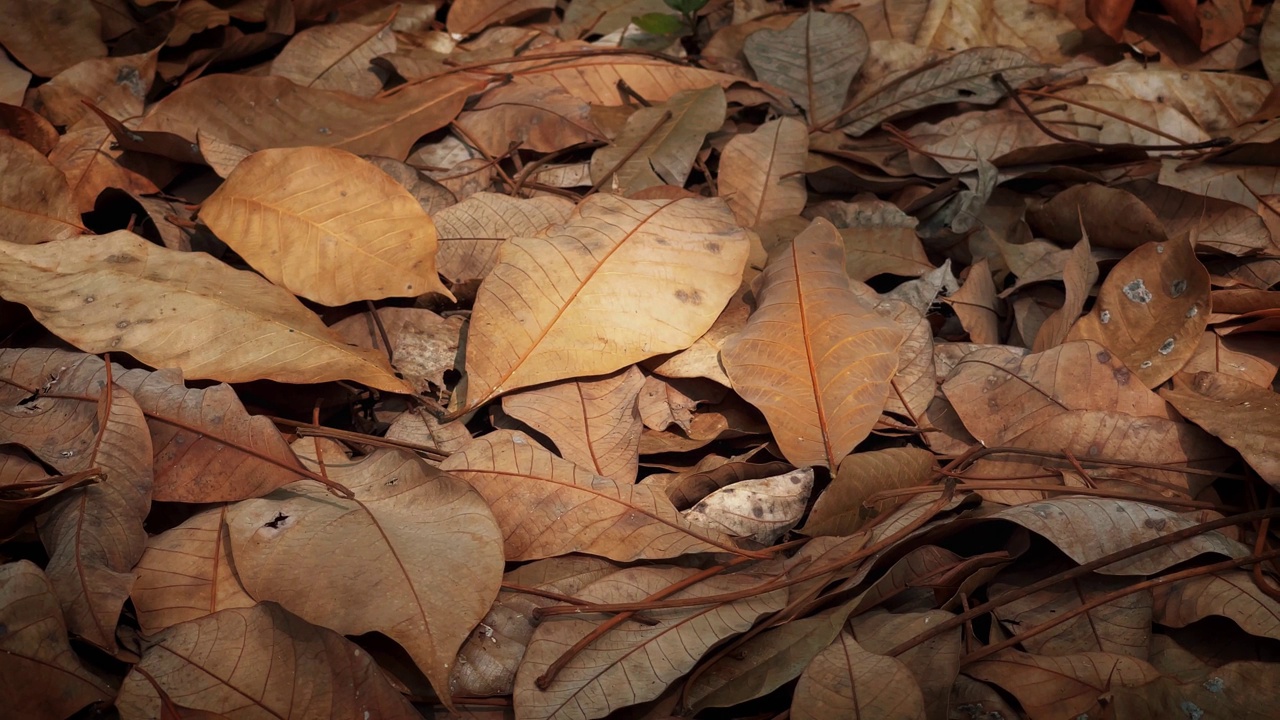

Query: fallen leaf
[462,194,749,408]
[0,0,107,77]
[114,604,420,720]
[684,467,814,544]
[947,258,1001,344]
[802,446,936,537]
[32,50,157,130]
[226,448,504,702]
[719,116,808,227]
[329,307,465,392]
[991,565,1153,657]
[434,191,575,286]
[966,651,1160,720]
[0,561,111,717]
[0,231,412,392]
[721,218,903,469]
[448,0,558,35]
[792,631,926,720]
[270,21,394,96]
[744,10,868,128]
[501,366,644,483]
[590,85,726,195]
[1032,233,1096,352]
[0,134,82,244]
[1066,235,1209,387]
[200,146,452,306]
[440,429,746,560]
[1159,371,1280,490]
[1151,570,1280,640]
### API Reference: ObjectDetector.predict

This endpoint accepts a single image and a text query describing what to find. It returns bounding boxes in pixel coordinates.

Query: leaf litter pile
[9,0,1280,718]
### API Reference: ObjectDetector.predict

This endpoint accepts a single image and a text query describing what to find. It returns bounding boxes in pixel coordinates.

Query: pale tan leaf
[138,74,483,159]
[451,557,618,697]
[684,467,813,544]
[0,561,111,717]
[385,410,474,456]
[872,295,933,430]
[455,81,604,158]
[646,285,750,387]
[50,125,161,213]
[947,258,1000,344]
[0,134,82,244]
[226,448,504,700]
[1032,234,1097,352]
[513,564,785,720]
[792,631,926,720]
[0,232,412,392]
[1086,63,1269,133]
[440,429,745,560]
[943,340,1174,446]
[1066,236,1209,388]
[37,382,152,650]
[33,50,156,130]
[502,366,644,483]
[330,307,464,392]
[720,218,903,469]
[719,117,808,227]
[802,446,936,537]
[434,191,575,285]
[841,47,1045,136]
[462,194,749,408]
[1157,159,1280,207]
[1160,371,1280,489]
[590,85,726,195]
[131,506,255,635]
[917,0,1082,63]
[743,11,869,128]
[201,146,451,305]
[271,21,394,96]
[805,199,934,281]
[115,604,420,720]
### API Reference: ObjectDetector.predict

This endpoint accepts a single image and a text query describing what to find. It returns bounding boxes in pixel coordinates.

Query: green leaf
[632,12,686,35]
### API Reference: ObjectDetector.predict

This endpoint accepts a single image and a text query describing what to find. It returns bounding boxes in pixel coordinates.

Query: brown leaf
[270,21,394,96]
[804,199,934,281]
[0,135,82,244]
[1027,184,1167,251]
[0,561,111,717]
[721,218,903,469]
[440,429,745,560]
[1151,570,1280,640]
[802,446,936,537]
[130,506,255,635]
[201,146,452,306]
[115,604,420,720]
[947,258,1000,344]
[1066,235,1209,387]
[138,74,484,160]
[0,231,412,392]
[560,0,671,38]
[647,456,794,510]
[841,47,1046,136]
[502,366,644,483]
[850,609,962,720]
[434,191,574,286]
[37,381,152,650]
[1033,233,1096,353]
[454,81,604,157]
[1122,179,1273,258]
[50,125,163,212]
[646,284,750,387]
[32,50,156,130]
[967,650,1160,719]
[114,367,306,502]
[1159,371,1280,489]
[462,194,749,408]
[719,116,808,228]
[226,448,504,701]
[991,566,1153,657]
[447,0,557,35]
[451,556,618,697]
[792,631,926,720]
[590,85,726,195]
[943,340,1174,446]
[0,0,107,77]
[743,10,869,128]
[513,564,785,720]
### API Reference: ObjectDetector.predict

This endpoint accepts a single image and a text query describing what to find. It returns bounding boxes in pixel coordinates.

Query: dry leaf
[0,0,107,77]
[802,446,936,537]
[1031,234,1097,352]
[792,631,926,720]
[226,448,504,702]
[1160,371,1280,489]
[448,0,558,35]
[684,467,814,544]
[719,116,808,227]
[590,85,726,195]
[434,191,575,286]
[462,194,749,408]
[270,21,394,96]
[721,218,903,469]
[329,307,465,392]
[0,134,82,244]
[743,11,869,128]
[115,604,420,720]
[0,231,412,392]
[440,429,746,560]
[201,146,452,306]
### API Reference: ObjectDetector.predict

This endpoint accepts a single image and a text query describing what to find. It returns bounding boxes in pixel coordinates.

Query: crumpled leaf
[744,10,869,128]
[200,146,452,306]
[501,366,645,483]
[462,194,749,409]
[684,467,814,544]
[0,231,412,392]
[115,603,420,720]
[448,0,557,35]
[329,307,464,393]
[513,564,785,720]
[721,218,903,469]
[801,446,936,537]
[0,560,111,718]
[440,429,746,560]
[991,566,1153,657]
[225,447,505,701]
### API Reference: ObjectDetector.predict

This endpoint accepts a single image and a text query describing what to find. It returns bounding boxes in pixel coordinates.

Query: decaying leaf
[589,85,726,195]
[684,467,814,544]
[744,11,870,128]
